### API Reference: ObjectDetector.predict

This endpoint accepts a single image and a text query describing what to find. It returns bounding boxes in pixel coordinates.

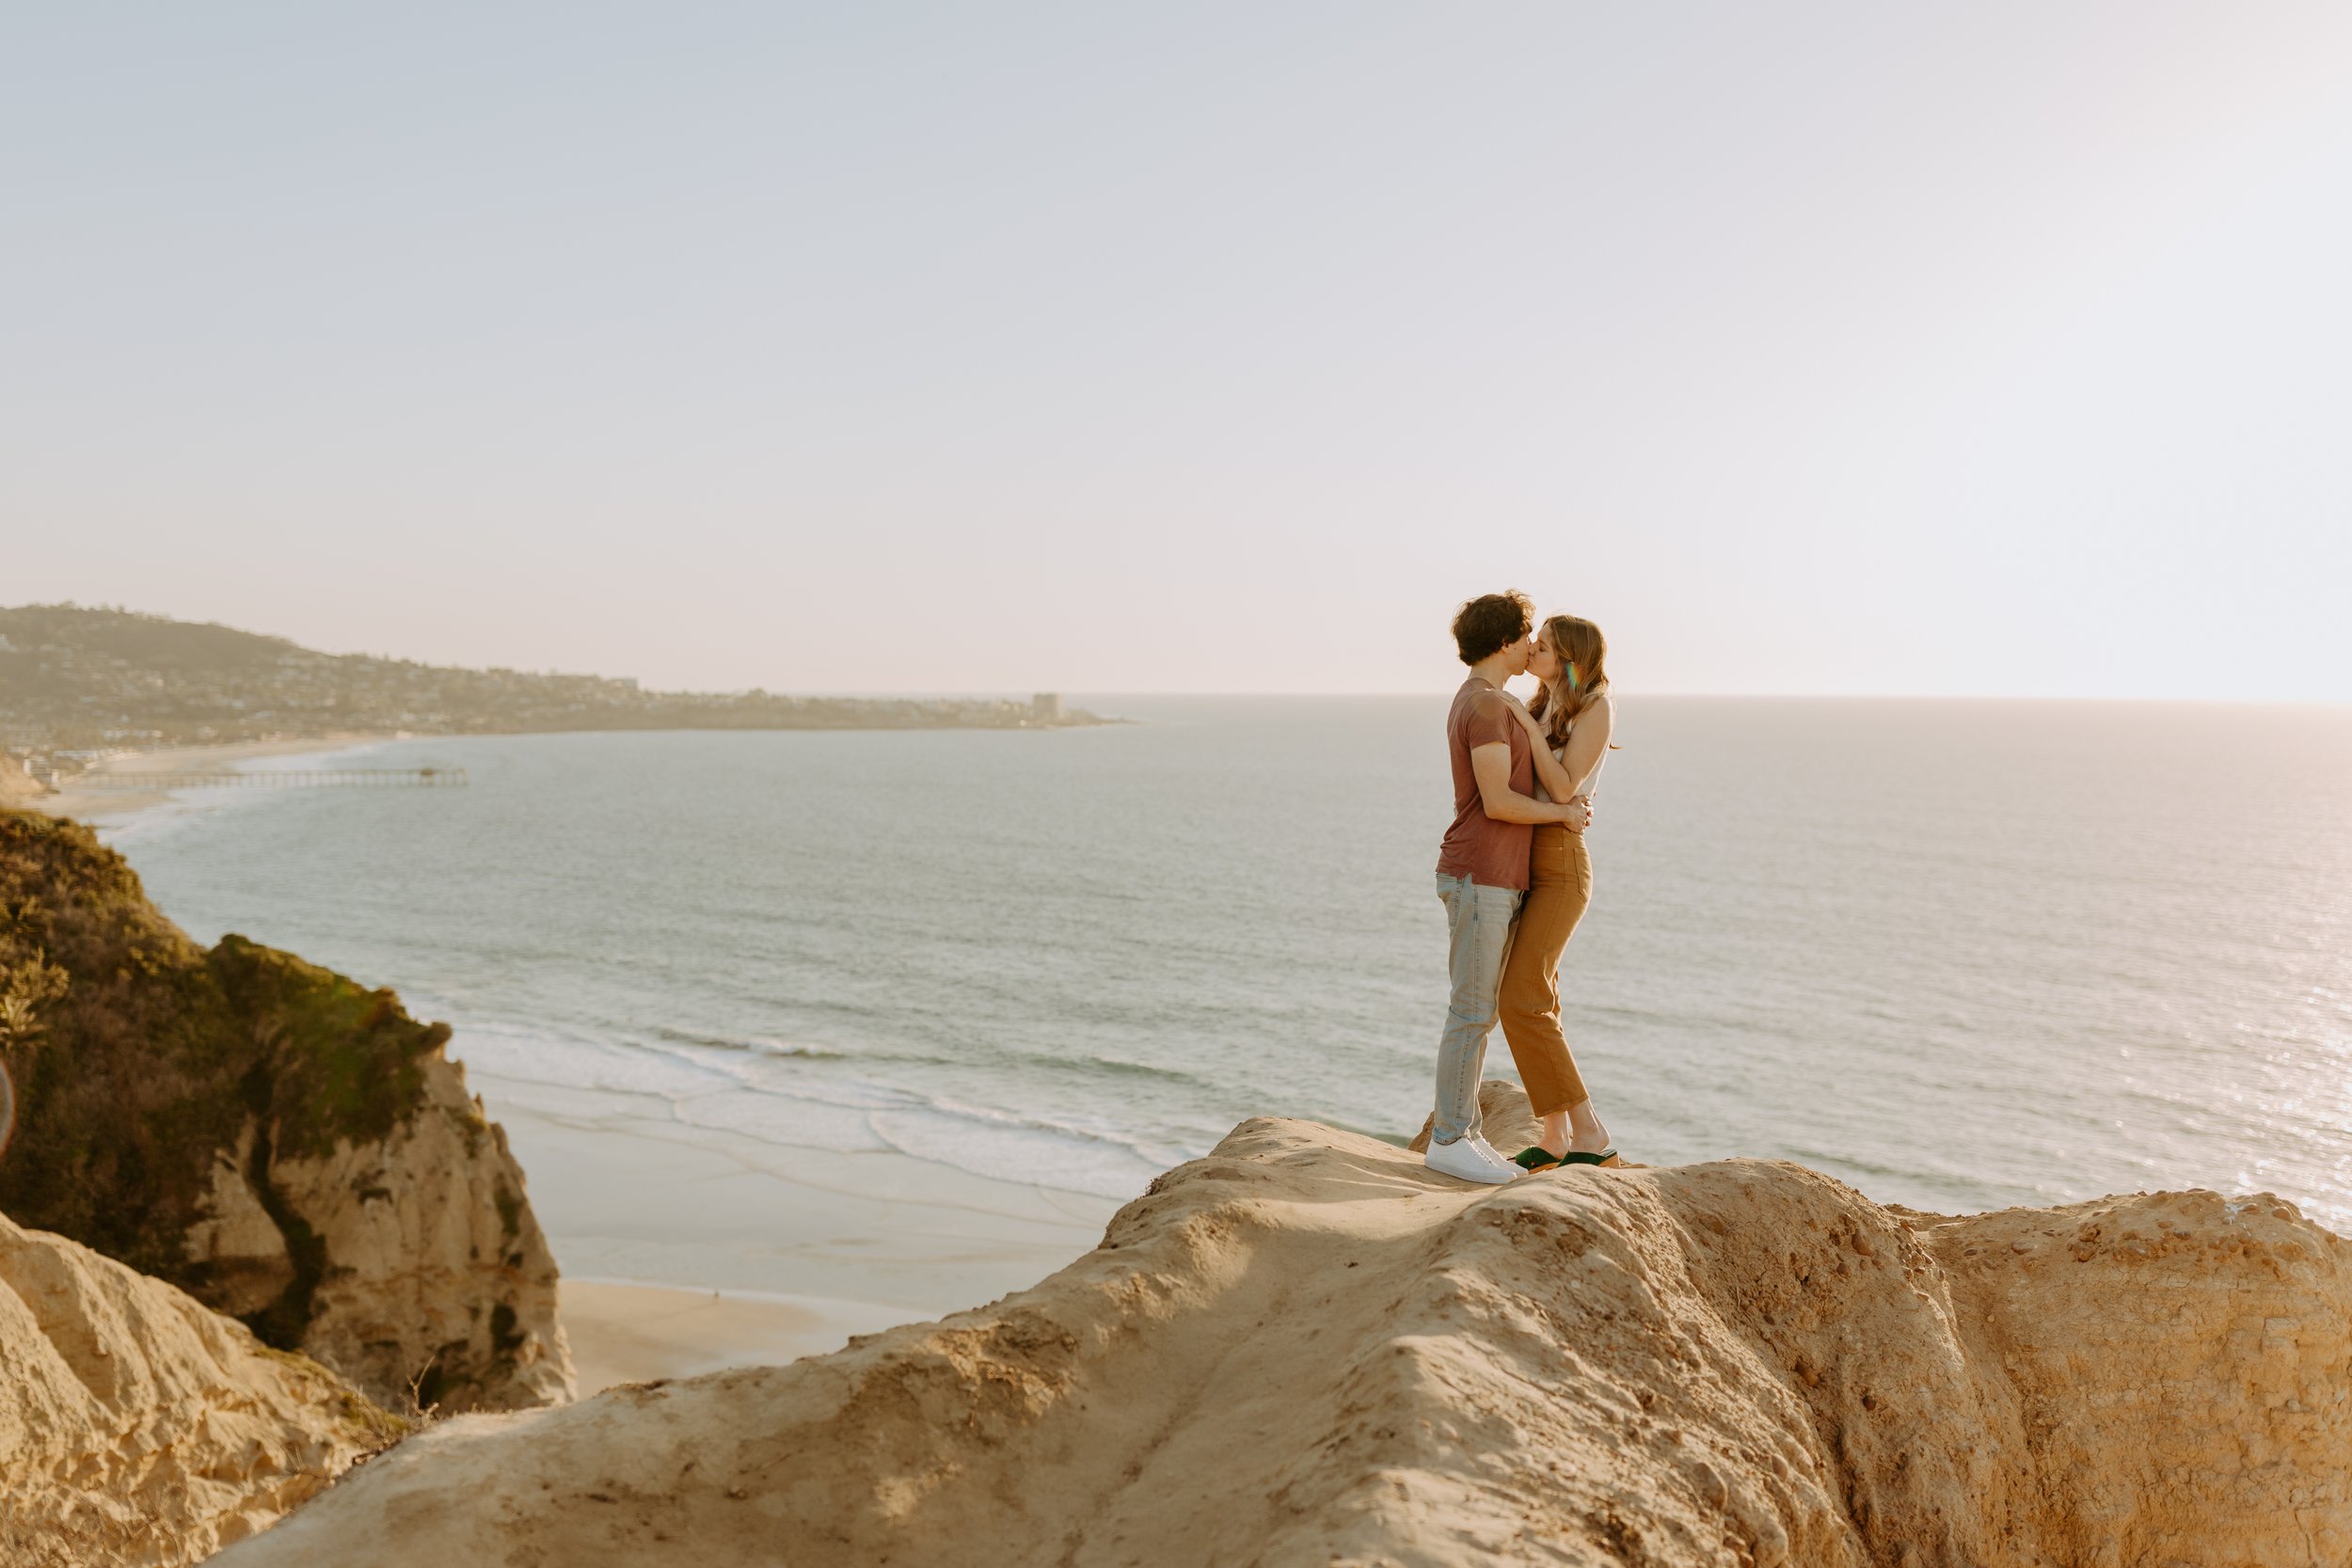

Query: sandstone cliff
[0,810,571,1414]
[219,1084,2351,1567]
[1,1209,405,1568]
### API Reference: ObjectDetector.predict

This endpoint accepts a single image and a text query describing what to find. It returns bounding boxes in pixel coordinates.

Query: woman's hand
[1506,689,1581,803]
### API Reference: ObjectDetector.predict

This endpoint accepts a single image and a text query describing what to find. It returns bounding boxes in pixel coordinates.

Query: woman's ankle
[1538,1110,1570,1155]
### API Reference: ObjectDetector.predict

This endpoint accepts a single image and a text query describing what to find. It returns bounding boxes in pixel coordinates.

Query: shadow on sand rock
[219,1082,2350,1567]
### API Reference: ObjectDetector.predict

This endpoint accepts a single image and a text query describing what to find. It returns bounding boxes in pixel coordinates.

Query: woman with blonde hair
[1497,613,1621,1168]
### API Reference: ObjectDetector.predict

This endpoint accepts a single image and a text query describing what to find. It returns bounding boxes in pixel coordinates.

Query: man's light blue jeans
[1432,872,1522,1146]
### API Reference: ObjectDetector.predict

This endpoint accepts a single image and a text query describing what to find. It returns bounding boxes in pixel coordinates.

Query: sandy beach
[477,1076,1119,1392]
[25,734,398,820]
[558,1281,912,1394]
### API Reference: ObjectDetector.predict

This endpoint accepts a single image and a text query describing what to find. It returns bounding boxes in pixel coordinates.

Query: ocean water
[101,698,2352,1233]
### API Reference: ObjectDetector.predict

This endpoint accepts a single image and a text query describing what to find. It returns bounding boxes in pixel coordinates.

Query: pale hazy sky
[6,5,2349,697]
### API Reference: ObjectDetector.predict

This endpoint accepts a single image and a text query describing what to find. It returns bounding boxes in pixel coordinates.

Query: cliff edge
[220,1085,2350,1567]
[0,810,571,1414]
[1,1210,405,1568]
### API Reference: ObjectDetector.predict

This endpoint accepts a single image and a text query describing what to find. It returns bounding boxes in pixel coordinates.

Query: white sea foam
[670,1086,891,1155]
[866,1102,1170,1199]
[441,1016,1170,1194]
[451,1022,738,1101]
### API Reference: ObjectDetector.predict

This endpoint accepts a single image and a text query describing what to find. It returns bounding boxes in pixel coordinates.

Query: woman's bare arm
[1506,698,1582,803]
[1556,693,1613,795]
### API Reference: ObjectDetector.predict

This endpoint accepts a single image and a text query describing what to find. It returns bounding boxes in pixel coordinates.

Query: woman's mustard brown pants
[1497,823,1593,1117]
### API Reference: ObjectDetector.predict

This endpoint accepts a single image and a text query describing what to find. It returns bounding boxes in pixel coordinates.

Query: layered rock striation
[221,1085,2351,1567]
[0,810,570,1414]
[1,1210,405,1568]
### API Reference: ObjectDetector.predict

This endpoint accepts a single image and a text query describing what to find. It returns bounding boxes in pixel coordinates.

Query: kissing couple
[1424,591,1622,1186]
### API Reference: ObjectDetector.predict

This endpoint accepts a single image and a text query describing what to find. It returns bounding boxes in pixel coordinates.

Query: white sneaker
[1469,1134,1523,1174]
[1425,1133,1518,1185]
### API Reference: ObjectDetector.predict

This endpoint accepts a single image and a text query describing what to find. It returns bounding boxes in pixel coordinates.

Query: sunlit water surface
[105,698,2352,1233]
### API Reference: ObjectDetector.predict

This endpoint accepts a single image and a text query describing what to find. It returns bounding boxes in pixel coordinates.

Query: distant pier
[78,768,469,791]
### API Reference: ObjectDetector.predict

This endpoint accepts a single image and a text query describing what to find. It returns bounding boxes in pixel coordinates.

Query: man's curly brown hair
[1450,591,1534,666]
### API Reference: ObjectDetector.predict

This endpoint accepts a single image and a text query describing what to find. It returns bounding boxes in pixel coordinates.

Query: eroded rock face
[217,1089,2352,1567]
[1916,1189,2347,1567]
[182,1123,292,1318]
[0,810,572,1416]
[0,1211,404,1568]
[177,1053,574,1415]
[262,1060,571,1413]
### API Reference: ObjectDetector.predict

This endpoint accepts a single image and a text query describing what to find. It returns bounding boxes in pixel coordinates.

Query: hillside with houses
[0,606,1093,782]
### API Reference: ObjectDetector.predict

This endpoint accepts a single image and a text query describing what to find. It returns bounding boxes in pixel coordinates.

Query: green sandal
[1514,1146,1621,1170]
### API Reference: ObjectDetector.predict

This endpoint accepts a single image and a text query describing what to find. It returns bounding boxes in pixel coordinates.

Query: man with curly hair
[1424,591,1592,1185]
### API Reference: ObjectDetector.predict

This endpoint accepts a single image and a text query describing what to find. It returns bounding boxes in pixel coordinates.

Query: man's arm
[1470,743,1589,830]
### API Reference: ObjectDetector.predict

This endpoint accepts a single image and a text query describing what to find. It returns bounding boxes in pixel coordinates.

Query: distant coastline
[1,604,1112,795]
[19,734,402,821]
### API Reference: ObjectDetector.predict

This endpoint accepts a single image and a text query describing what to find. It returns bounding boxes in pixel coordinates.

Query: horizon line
[806,690,2352,707]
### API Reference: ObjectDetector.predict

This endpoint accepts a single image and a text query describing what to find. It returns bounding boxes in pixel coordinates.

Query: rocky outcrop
[173,1055,573,1414]
[0,810,571,1414]
[253,1059,571,1411]
[217,1086,2352,1567]
[0,1210,405,1568]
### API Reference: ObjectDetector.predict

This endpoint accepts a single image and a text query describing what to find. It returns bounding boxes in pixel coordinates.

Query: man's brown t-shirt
[1435,676,1534,890]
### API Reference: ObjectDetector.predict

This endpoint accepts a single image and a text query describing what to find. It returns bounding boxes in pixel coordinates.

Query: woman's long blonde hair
[1525,614,1608,749]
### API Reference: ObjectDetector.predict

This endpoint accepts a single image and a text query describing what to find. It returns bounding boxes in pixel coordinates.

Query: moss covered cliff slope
[0,810,571,1413]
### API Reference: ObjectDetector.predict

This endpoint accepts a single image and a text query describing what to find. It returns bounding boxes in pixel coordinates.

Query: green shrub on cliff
[0,810,447,1345]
